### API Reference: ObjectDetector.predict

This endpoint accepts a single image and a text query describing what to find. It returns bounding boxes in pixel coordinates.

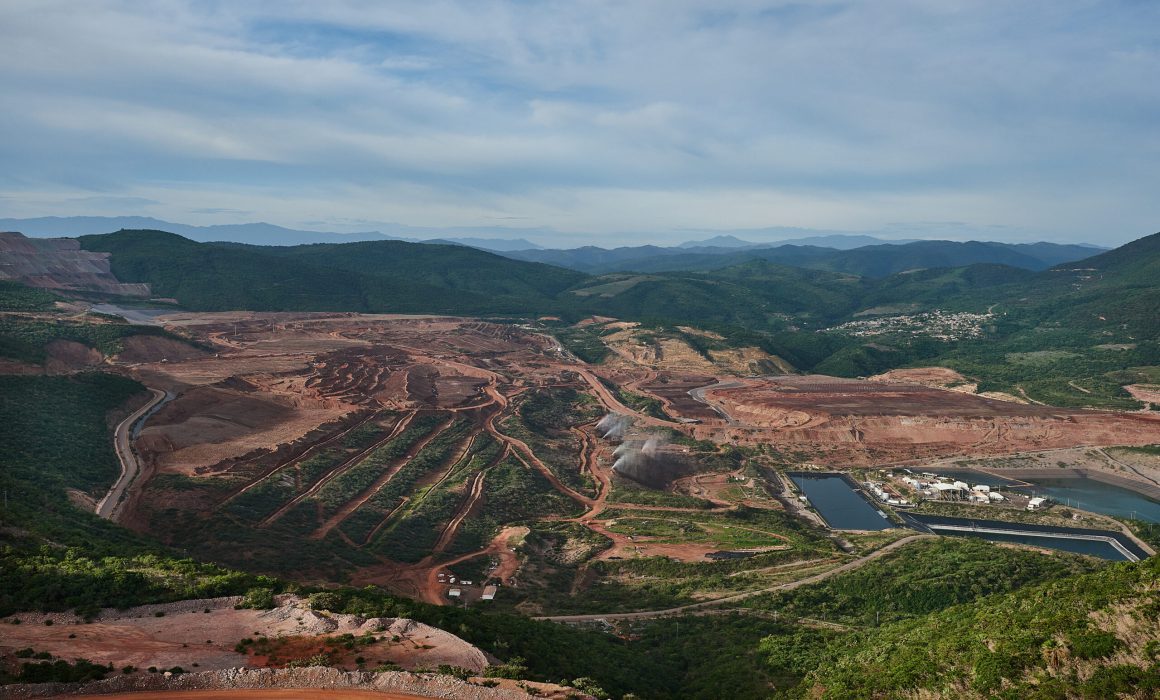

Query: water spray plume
[597,413,633,440]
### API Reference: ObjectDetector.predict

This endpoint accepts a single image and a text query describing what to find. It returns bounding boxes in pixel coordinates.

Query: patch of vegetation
[3,656,110,684]
[607,474,716,509]
[0,280,58,311]
[80,230,585,316]
[0,317,179,364]
[551,324,612,363]
[741,537,1101,626]
[595,375,672,420]
[0,547,275,618]
[500,388,600,496]
[316,416,466,520]
[0,374,144,498]
[446,455,586,560]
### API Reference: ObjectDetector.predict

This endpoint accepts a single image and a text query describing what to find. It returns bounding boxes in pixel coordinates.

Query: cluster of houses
[823,309,993,341]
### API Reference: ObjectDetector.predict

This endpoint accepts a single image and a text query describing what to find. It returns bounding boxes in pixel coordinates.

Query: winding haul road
[535,534,935,623]
[96,388,172,520]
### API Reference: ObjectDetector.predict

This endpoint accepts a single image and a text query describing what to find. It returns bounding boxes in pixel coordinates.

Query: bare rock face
[0,232,151,297]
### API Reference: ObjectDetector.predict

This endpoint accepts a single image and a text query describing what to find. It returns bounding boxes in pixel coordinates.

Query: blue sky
[1,1,1157,246]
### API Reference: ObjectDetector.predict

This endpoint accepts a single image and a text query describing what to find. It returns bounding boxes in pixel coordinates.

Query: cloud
[0,1,1157,244]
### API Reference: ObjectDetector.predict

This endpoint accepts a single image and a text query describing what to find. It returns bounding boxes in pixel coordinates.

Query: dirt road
[573,367,679,428]
[535,534,935,622]
[96,387,171,520]
[688,379,747,424]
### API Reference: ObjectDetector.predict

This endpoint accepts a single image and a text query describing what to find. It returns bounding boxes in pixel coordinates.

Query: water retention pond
[789,471,1152,561]
[903,513,1148,562]
[788,473,892,531]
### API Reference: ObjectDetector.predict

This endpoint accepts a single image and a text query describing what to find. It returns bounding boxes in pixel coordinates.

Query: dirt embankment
[1,596,489,676]
[1125,384,1160,409]
[115,335,210,364]
[0,667,586,699]
[867,367,968,387]
[0,232,151,297]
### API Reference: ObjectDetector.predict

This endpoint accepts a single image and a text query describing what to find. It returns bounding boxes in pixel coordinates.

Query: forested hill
[78,230,585,315]
[78,229,1054,324]
[983,230,1160,338]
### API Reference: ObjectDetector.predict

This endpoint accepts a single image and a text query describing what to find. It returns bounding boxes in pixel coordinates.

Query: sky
[1,0,1158,247]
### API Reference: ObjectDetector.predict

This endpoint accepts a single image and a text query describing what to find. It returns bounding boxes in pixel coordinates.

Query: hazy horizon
[0,214,1125,250]
[2,2,1158,247]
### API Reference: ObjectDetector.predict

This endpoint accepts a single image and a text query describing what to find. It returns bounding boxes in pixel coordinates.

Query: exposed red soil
[84,692,427,700]
[0,596,489,675]
[867,366,969,387]
[638,373,723,422]
[116,335,211,364]
[1125,384,1160,408]
[699,374,1160,465]
[0,357,44,375]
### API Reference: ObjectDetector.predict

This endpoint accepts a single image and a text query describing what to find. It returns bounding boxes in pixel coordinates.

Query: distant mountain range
[501,239,1105,276]
[0,216,544,252]
[675,233,920,250]
[1,217,1106,269]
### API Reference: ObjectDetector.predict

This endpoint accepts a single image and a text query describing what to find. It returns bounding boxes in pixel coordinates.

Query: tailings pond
[789,473,892,530]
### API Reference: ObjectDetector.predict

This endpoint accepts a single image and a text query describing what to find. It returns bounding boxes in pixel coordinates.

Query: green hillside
[255,239,588,299]
[564,262,865,329]
[79,230,583,315]
[777,555,1159,698]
